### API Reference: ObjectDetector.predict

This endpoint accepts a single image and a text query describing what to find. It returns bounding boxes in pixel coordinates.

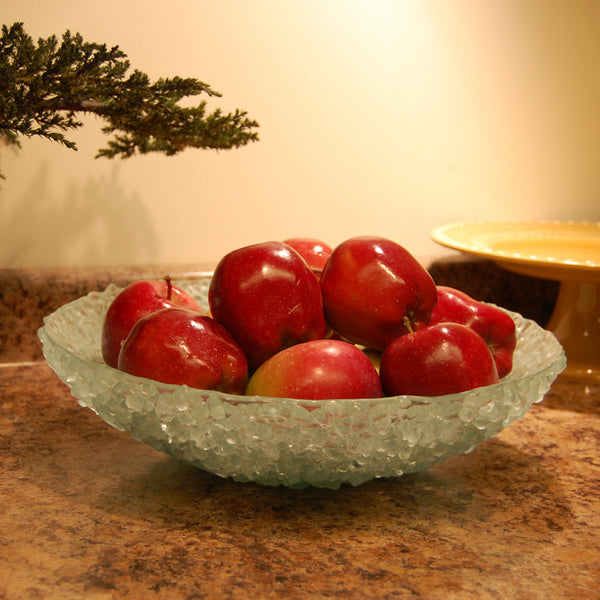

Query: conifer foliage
[0,22,259,177]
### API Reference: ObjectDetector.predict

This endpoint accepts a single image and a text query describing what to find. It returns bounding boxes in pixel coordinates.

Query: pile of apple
[101,236,517,400]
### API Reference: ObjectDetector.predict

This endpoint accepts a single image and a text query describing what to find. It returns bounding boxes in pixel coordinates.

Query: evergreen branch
[0,22,259,178]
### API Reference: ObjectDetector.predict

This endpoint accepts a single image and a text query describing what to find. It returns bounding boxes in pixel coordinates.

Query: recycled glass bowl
[38,277,566,489]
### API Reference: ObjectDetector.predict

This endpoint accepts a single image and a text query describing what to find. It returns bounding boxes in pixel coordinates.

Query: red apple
[208,241,328,370]
[283,238,332,276]
[102,278,201,368]
[117,307,248,393]
[320,236,438,351]
[245,339,383,400]
[429,286,517,378]
[380,322,500,397]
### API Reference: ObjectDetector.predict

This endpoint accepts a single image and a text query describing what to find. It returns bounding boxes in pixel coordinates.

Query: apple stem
[403,315,414,334]
[165,275,172,300]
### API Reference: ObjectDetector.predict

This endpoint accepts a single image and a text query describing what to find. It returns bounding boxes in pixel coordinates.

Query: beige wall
[2,0,599,268]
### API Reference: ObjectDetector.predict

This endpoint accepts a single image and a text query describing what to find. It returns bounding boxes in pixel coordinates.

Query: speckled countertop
[0,260,598,599]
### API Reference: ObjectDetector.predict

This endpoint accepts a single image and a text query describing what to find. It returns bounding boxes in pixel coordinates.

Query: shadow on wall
[0,163,160,268]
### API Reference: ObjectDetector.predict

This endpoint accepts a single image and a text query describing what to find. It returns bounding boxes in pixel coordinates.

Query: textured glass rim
[38,279,567,409]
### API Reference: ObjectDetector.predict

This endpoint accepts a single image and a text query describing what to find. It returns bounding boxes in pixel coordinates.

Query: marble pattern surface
[0,259,594,599]
[0,363,598,598]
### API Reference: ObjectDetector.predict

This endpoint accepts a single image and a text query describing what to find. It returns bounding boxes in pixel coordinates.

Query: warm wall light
[1,1,598,268]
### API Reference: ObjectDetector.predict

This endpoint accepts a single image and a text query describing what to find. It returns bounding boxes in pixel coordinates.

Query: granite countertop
[0,262,598,599]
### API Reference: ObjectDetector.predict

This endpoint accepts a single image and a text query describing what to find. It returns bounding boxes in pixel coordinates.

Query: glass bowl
[38,277,566,489]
